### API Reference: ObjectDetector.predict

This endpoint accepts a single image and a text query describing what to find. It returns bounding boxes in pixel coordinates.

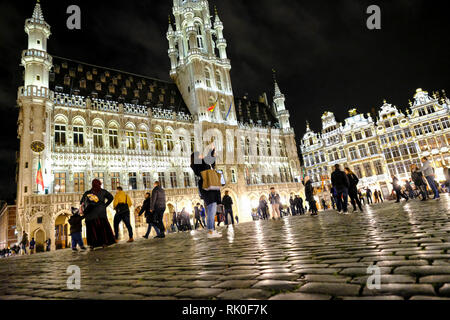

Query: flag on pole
[208,98,219,113]
[225,101,233,120]
[36,159,44,191]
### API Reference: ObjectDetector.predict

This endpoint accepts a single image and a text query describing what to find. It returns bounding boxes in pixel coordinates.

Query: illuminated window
[73,126,84,147]
[170,172,177,188]
[184,172,191,188]
[155,130,163,151]
[109,128,119,149]
[215,71,222,91]
[358,144,368,158]
[143,173,152,189]
[111,172,120,190]
[139,133,149,151]
[158,172,166,189]
[94,172,104,185]
[74,173,85,192]
[126,131,135,150]
[129,173,137,190]
[205,68,211,88]
[54,173,66,194]
[368,142,378,155]
[93,128,103,148]
[166,131,174,151]
[374,161,383,175]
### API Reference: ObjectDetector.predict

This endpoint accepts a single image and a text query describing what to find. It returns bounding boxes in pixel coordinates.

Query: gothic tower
[273,75,291,130]
[16,1,53,232]
[168,0,236,124]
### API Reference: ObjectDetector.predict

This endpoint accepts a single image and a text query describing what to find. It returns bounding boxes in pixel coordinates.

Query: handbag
[201,168,222,191]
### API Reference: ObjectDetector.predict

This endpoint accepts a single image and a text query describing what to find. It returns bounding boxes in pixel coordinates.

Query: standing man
[289,195,297,215]
[139,192,161,239]
[150,181,167,238]
[420,157,440,200]
[20,231,28,255]
[194,204,205,230]
[366,188,373,204]
[331,164,350,214]
[113,186,134,243]
[45,238,51,252]
[268,187,281,220]
[29,238,36,254]
[222,191,235,226]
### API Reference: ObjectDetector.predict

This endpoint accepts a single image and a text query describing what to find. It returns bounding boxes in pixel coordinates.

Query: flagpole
[36,152,41,194]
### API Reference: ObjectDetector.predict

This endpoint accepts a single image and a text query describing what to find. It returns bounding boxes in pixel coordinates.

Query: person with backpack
[20,231,28,255]
[191,146,222,238]
[345,167,363,213]
[80,179,116,249]
[29,237,36,254]
[68,207,87,251]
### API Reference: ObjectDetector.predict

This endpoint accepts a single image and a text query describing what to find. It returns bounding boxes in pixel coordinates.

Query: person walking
[303,176,318,215]
[392,176,409,203]
[268,187,282,220]
[191,146,222,238]
[199,205,207,228]
[295,195,304,215]
[139,192,161,239]
[321,199,327,211]
[258,196,269,220]
[345,167,363,213]
[289,195,297,215]
[150,181,167,238]
[374,190,380,203]
[20,231,28,255]
[45,238,51,252]
[366,188,373,205]
[113,186,134,243]
[29,238,36,254]
[222,191,235,226]
[444,166,450,192]
[330,191,336,210]
[377,190,384,202]
[411,164,428,201]
[331,164,350,213]
[358,190,365,205]
[80,179,116,249]
[420,157,440,200]
[194,204,205,230]
[405,180,415,199]
[68,207,87,251]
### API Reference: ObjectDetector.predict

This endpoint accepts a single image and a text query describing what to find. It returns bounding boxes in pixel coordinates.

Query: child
[69,207,87,251]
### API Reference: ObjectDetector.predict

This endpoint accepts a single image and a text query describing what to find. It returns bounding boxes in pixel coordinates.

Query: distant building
[0,203,17,249]
[301,89,450,206]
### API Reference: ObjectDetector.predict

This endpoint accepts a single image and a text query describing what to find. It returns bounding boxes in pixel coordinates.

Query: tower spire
[32,0,45,21]
[273,69,282,96]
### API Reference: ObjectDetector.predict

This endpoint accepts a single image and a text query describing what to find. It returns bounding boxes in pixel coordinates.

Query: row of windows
[244,169,294,186]
[413,118,450,136]
[417,134,450,152]
[380,129,413,144]
[345,129,373,143]
[53,172,193,193]
[387,159,422,177]
[382,143,418,160]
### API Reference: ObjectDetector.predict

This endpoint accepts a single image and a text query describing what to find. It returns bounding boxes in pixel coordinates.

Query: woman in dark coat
[191,147,222,238]
[258,196,269,220]
[345,168,364,212]
[80,179,116,249]
[303,176,318,215]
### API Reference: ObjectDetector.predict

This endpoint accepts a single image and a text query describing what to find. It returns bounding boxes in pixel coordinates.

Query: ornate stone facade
[14,1,303,250]
[301,89,450,207]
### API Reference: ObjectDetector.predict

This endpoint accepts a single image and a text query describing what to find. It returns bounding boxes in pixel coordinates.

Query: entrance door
[35,229,45,252]
[55,215,68,249]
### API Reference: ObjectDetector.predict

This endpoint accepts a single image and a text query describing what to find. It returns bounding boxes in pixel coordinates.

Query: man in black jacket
[289,195,296,215]
[222,191,234,226]
[331,164,350,213]
[150,181,167,238]
[295,195,305,215]
[139,193,161,238]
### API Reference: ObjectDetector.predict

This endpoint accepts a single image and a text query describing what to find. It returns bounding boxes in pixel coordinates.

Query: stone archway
[34,229,46,253]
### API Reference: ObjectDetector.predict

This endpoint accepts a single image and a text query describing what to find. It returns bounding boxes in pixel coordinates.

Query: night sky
[0,0,449,202]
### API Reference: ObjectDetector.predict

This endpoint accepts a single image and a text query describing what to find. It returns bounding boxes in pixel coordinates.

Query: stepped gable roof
[234,97,279,128]
[49,56,190,115]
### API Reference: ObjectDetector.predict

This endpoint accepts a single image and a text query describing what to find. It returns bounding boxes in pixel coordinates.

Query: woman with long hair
[344,167,364,213]
[80,179,116,249]
[302,176,318,215]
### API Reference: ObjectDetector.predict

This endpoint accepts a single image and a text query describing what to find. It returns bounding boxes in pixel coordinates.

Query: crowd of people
[2,148,449,257]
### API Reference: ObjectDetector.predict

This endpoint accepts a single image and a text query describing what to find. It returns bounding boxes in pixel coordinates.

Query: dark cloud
[0,0,449,201]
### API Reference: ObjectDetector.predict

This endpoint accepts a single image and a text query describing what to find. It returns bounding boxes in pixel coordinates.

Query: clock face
[31,141,45,153]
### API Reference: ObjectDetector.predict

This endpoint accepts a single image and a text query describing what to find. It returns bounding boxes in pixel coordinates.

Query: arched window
[54,119,67,146]
[73,119,84,147]
[245,138,250,156]
[195,23,204,49]
[108,124,119,149]
[93,127,103,148]
[166,129,174,151]
[139,131,149,151]
[256,139,260,156]
[205,68,211,88]
[215,71,222,91]
[126,129,136,150]
[155,128,163,152]
[267,140,271,156]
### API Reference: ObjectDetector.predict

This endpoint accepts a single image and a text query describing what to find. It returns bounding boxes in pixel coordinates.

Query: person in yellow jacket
[113,186,134,242]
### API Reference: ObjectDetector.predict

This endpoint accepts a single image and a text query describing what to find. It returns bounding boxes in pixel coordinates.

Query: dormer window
[37,40,41,45]
[36,75,40,81]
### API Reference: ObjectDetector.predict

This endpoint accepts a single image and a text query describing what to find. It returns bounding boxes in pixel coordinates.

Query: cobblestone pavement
[1,196,450,300]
